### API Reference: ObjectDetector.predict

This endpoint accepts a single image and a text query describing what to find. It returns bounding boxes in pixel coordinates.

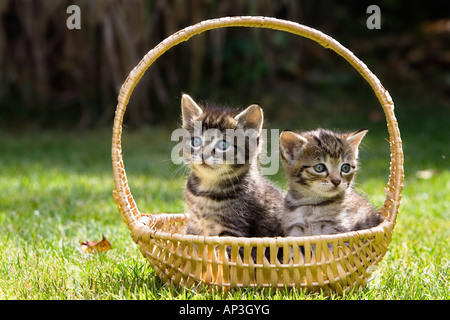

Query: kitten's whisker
[170,163,189,179]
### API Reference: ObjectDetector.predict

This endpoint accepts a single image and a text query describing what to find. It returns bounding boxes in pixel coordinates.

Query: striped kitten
[181,94,283,238]
[279,128,383,237]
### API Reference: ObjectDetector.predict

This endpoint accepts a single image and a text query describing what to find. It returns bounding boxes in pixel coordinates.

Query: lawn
[0,93,449,300]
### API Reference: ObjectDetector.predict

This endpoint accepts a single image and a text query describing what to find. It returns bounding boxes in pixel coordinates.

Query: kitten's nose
[331,178,341,186]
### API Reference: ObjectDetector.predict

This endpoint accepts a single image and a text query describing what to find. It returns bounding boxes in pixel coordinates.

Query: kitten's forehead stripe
[300,129,353,160]
[185,106,239,132]
[195,106,240,133]
[316,131,345,158]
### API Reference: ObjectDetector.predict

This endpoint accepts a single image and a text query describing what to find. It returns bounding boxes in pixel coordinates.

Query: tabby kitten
[180,94,283,238]
[279,128,383,237]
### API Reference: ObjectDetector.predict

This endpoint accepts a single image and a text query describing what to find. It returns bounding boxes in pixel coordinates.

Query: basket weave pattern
[112,16,403,293]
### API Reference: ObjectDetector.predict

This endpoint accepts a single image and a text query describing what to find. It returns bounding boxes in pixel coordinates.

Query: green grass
[0,99,449,299]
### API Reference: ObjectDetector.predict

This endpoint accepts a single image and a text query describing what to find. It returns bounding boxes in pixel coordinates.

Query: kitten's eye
[341,163,351,173]
[313,164,327,173]
[216,140,229,151]
[191,136,202,148]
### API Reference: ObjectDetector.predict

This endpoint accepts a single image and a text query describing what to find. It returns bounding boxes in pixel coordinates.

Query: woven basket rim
[136,212,391,246]
[112,15,404,247]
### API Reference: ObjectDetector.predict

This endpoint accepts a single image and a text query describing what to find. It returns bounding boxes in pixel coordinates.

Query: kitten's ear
[235,104,263,133]
[346,129,368,158]
[279,131,308,161]
[181,94,203,127]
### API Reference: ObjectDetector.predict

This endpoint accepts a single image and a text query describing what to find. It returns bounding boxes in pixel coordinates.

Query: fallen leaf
[81,234,112,254]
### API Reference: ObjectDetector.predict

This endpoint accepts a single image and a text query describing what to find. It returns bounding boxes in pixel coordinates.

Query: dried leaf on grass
[81,234,112,254]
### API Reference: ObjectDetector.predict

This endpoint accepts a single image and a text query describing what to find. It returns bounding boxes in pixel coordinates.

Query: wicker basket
[111,16,404,293]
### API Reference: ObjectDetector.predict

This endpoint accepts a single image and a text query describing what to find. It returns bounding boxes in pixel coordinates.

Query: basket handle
[112,16,403,230]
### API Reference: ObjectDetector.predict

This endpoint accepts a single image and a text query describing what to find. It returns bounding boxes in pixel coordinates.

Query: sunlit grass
[0,121,448,299]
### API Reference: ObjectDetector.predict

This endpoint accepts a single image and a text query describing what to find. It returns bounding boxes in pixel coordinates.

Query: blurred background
[1,0,449,131]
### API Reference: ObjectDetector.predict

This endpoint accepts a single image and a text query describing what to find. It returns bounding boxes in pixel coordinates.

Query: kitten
[180,94,283,239]
[279,128,383,238]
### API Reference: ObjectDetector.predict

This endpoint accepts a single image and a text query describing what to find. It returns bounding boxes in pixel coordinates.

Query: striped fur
[280,128,383,237]
[181,94,283,238]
